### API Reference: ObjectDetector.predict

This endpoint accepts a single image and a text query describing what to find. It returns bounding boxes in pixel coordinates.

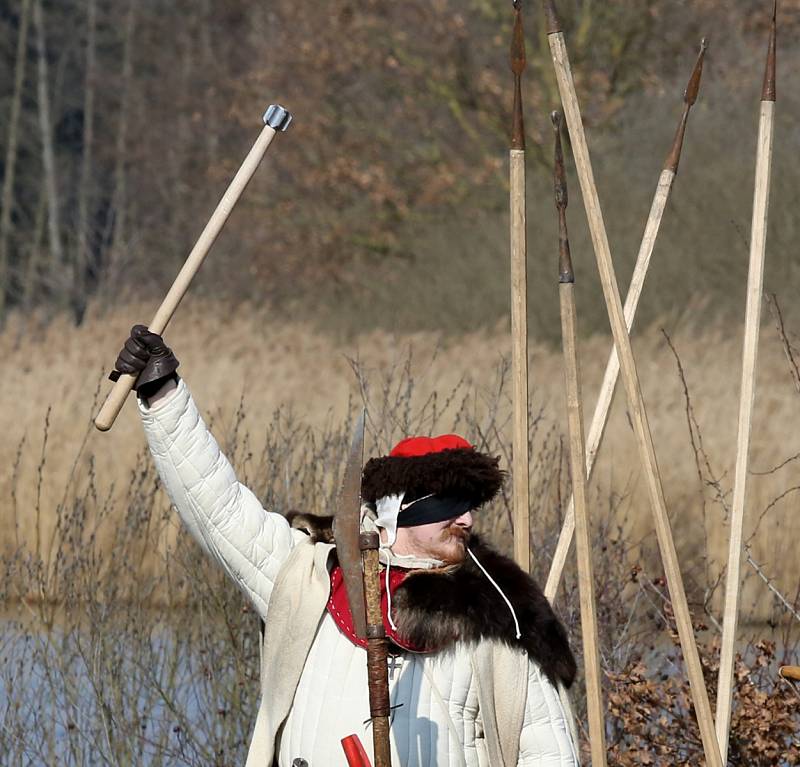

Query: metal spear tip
[263,104,293,131]
[552,111,567,211]
[683,38,708,106]
[762,0,777,102]
[510,3,526,75]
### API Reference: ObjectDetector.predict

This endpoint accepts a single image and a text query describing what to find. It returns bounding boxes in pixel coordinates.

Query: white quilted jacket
[139,379,580,767]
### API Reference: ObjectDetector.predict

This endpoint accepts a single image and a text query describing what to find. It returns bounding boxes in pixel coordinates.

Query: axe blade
[333,409,368,638]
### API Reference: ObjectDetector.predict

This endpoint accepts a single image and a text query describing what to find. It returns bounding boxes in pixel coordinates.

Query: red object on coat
[327,565,427,652]
[341,734,372,767]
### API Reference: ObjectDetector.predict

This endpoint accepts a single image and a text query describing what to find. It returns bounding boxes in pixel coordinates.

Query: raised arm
[113,326,299,620]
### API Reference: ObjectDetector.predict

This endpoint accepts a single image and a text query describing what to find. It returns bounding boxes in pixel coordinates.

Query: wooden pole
[94,105,292,431]
[545,39,708,603]
[360,531,393,767]
[553,111,607,766]
[510,1,530,572]
[716,5,777,760]
[541,3,722,764]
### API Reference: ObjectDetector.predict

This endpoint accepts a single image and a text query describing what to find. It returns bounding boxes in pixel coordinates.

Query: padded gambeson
[138,380,579,766]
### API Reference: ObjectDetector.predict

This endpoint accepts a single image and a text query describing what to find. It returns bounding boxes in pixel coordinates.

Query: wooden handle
[780,666,800,682]
[715,99,775,760]
[544,168,676,602]
[510,148,530,573]
[360,532,392,767]
[94,122,280,431]
[559,283,608,765]
[548,30,723,767]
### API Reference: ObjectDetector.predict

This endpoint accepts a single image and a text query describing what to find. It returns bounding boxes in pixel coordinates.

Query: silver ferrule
[263,104,293,131]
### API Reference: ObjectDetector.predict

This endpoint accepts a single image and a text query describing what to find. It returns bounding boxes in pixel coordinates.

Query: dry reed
[1,298,799,763]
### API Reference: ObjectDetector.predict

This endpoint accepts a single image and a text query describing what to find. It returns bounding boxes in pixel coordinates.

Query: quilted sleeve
[138,378,299,621]
[517,663,580,766]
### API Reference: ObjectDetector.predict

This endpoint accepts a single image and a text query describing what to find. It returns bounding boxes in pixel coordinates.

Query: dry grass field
[3,297,799,626]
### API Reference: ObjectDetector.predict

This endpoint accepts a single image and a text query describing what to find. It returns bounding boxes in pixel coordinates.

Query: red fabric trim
[327,565,428,652]
[389,434,472,458]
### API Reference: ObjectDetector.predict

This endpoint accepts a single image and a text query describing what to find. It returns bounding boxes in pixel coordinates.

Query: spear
[544,39,708,602]
[509,0,530,572]
[541,2,722,764]
[716,4,777,760]
[553,110,607,766]
[333,411,393,767]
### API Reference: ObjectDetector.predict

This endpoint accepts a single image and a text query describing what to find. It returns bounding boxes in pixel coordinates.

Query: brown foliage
[605,636,799,765]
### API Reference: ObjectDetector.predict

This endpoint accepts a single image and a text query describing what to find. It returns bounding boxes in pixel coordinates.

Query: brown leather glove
[110,325,180,398]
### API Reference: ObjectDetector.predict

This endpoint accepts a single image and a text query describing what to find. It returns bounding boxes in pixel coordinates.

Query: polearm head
[664,38,708,174]
[263,104,293,131]
[762,0,777,102]
[332,410,368,639]
[542,0,562,35]
[510,1,527,150]
[684,37,709,107]
[552,111,573,283]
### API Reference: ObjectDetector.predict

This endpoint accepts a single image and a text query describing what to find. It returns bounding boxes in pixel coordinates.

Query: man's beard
[433,524,471,565]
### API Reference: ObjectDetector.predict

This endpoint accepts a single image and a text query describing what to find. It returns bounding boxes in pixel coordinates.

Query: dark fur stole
[287,513,576,688]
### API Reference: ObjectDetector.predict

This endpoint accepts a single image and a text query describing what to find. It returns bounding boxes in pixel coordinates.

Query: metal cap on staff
[264,104,293,131]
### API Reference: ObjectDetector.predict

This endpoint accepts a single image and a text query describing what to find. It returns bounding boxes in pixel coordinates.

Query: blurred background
[1,1,799,763]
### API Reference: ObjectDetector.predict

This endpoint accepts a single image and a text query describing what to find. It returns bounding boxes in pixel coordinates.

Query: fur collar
[391,535,576,688]
[287,512,576,688]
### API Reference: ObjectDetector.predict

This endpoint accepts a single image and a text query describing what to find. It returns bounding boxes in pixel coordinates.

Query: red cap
[389,434,473,458]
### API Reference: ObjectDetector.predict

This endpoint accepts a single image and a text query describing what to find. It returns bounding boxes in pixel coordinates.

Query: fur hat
[361,434,504,508]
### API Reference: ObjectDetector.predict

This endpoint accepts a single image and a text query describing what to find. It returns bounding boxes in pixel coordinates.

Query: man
[115,325,580,766]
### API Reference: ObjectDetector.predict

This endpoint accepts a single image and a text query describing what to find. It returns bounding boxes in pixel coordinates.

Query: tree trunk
[0,0,32,319]
[200,0,218,166]
[22,178,47,309]
[107,0,137,285]
[74,0,97,322]
[32,0,64,299]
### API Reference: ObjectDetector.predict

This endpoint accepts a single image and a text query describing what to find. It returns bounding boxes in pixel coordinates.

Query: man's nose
[454,511,473,528]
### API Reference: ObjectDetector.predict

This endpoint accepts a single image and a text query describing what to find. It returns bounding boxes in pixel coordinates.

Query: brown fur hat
[361,434,504,507]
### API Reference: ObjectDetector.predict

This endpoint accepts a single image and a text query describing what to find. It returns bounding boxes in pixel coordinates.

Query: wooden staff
[509,0,530,572]
[541,3,722,763]
[360,531,392,767]
[553,111,607,766]
[545,39,708,602]
[94,104,292,431]
[716,5,777,760]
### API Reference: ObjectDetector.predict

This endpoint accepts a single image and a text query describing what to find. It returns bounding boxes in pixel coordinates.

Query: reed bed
[1,300,799,763]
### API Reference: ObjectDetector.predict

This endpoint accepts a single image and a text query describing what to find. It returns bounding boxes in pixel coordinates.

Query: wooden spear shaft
[541,3,722,764]
[510,1,530,572]
[94,105,292,432]
[553,111,607,766]
[716,6,777,760]
[360,531,393,767]
[544,39,708,603]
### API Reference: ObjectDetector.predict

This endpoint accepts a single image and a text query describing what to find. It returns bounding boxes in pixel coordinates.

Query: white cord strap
[467,548,522,640]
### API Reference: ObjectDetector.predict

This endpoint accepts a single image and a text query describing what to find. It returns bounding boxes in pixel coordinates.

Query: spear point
[552,110,573,283]
[762,0,777,102]
[510,2,527,149]
[542,0,562,35]
[684,37,708,107]
[665,37,709,174]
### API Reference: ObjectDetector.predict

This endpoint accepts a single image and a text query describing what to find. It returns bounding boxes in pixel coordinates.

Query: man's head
[390,509,473,564]
[361,434,504,565]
